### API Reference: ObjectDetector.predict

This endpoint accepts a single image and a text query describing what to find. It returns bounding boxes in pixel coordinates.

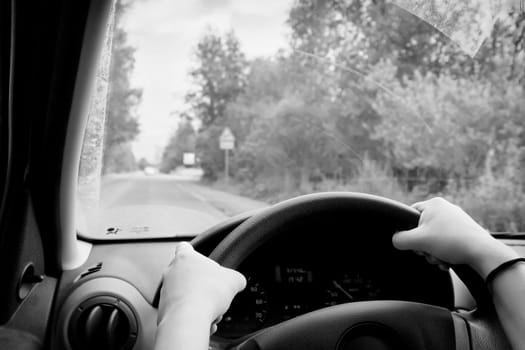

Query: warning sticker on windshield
[393,0,500,56]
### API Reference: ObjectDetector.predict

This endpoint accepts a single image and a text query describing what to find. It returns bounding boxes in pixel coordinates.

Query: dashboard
[220,265,394,338]
[54,203,475,349]
[214,223,454,339]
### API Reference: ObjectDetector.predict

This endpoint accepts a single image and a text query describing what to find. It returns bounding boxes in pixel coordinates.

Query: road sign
[220,127,235,150]
[183,152,196,166]
[219,128,235,185]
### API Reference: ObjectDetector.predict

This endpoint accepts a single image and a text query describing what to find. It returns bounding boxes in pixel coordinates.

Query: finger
[168,242,194,266]
[176,241,193,253]
[411,201,428,212]
[424,254,440,265]
[422,254,450,270]
[392,228,426,251]
[232,270,247,293]
[438,263,450,271]
[435,258,450,271]
[219,268,247,297]
[210,315,222,335]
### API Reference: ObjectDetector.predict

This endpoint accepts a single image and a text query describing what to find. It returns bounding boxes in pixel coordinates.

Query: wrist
[155,301,214,350]
[158,297,216,326]
[466,236,519,279]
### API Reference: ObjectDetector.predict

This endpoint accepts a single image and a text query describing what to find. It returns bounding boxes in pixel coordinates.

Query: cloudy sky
[119,0,293,162]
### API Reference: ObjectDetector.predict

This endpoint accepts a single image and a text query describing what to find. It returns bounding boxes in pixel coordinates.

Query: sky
[119,0,293,163]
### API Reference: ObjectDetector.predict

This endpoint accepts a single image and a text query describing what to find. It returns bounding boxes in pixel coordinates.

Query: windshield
[77,0,525,239]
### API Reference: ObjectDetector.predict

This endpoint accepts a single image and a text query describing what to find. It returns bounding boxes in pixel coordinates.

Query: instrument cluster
[218,264,388,338]
[213,226,454,339]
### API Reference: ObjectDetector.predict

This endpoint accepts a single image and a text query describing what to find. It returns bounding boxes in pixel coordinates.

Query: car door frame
[0,1,113,349]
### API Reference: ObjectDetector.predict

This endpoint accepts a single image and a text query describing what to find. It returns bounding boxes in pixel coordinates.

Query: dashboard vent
[68,296,138,350]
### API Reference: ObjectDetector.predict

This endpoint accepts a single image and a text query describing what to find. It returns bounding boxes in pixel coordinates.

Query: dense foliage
[162,0,525,231]
[160,118,197,172]
[102,1,141,174]
[78,0,141,215]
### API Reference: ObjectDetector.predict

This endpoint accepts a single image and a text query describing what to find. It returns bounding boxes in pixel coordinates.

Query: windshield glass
[77,0,525,239]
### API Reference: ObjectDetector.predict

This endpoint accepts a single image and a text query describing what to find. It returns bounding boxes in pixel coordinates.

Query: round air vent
[68,296,138,350]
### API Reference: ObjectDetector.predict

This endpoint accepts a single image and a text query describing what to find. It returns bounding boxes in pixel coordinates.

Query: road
[79,170,268,238]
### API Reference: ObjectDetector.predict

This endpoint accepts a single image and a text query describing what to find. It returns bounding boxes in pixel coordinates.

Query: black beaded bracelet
[485,258,525,287]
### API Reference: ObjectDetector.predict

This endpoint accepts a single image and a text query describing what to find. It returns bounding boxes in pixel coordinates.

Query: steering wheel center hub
[337,323,401,350]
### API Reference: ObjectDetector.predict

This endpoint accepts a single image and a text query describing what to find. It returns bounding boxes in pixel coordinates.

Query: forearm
[468,239,525,350]
[154,304,212,350]
[394,199,525,349]
[491,264,525,350]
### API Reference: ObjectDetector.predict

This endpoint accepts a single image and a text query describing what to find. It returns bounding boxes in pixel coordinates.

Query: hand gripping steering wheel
[209,193,512,350]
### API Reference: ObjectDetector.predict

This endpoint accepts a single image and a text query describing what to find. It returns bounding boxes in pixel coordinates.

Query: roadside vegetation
[81,0,141,181]
[78,0,141,214]
[160,1,525,232]
[80,0,525,233]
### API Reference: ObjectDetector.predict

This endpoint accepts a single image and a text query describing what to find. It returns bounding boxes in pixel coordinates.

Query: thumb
[221,267,247,295]
[392,228,425,251]
[231,270,247,294]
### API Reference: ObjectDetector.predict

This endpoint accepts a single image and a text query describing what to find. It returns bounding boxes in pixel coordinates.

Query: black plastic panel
[53,277,156,350]
[68,296,137,350]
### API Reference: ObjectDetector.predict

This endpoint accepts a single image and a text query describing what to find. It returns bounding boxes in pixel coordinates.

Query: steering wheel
[208,192,512,350]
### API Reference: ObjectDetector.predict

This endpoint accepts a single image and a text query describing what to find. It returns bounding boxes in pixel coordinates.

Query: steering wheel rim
[209,192,508,350]
[210,192,489,305]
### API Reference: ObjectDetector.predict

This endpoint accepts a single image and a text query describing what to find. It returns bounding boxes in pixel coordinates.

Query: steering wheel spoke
[455,309,513,350]
[233,301,457,350]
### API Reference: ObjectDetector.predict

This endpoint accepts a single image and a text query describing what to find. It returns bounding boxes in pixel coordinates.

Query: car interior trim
[53,277,156,350]
[58,0,111,270]
[0,0,13,232]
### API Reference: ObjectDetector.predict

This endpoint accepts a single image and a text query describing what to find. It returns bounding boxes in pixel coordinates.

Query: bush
[447,141,525,232]
[232,156,419,205]
[326,157,420,205]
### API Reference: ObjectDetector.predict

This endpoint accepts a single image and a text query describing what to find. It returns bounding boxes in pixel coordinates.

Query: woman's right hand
[392,197,518,278]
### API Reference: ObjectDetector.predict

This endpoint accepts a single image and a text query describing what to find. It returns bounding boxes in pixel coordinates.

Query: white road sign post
[219,127,235,185]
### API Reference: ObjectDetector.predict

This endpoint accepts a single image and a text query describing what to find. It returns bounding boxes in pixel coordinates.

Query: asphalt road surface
[82,171,268,238]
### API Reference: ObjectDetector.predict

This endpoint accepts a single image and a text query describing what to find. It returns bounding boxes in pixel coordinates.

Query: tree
[137,157,149,171]
[370,60,525,186]
[186,31,247,127]
[102,0,142,174]
[238,96,340,187]
[102,142,137,174]
[287,0,455,75]
[177,0,525,222]
[186,30,248,179]
[160,119,197,173]
[285,0,525,176]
